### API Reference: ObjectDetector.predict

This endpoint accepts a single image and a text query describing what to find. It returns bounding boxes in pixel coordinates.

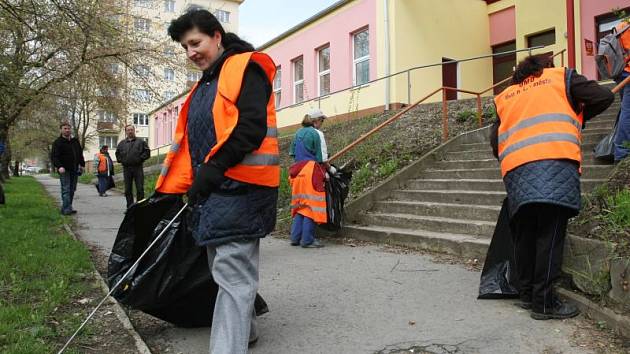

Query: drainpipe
[566,0,576,68]
[383,0,391,111]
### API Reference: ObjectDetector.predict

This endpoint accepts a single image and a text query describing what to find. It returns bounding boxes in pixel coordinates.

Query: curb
[63,224,153,354]
[558,287,630,338]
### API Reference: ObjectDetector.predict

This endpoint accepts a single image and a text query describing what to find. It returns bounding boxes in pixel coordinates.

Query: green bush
[456,110,477,123]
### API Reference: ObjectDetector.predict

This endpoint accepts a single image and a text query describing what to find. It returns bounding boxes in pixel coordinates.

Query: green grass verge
[0,177,94,354]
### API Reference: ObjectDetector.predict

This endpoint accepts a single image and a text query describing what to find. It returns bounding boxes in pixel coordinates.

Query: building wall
[579,0,628,80]
[262,0,378,127]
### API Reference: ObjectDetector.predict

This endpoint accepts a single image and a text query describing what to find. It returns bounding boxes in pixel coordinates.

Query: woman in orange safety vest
[160,9,278,353]
[93,145,114,197]
[490,54,613,321]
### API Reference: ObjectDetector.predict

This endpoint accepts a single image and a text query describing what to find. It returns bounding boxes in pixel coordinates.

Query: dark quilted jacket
[503,159,581,219]
[186,52,277,247]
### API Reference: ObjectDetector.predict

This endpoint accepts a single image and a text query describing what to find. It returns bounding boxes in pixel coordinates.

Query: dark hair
[512,54,554,84]
[59,122,71,129]
[125,124,135,130]
[168,9,254,53]
[101,145,108,150]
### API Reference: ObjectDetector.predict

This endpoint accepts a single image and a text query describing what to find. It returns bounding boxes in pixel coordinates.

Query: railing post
[561,51,564,67]
[407,70,411,105]
[476,94,483,127]
[442,88,449,142]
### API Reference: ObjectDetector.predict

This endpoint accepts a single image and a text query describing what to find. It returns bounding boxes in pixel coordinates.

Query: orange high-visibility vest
[97,153,108,174]
[494,67,583,177]
[616,22,630,73]
[289,161,327,224]
[155,52,280,193]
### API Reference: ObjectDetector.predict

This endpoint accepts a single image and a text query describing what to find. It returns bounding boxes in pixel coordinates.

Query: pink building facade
[152,95,184,148]
[262,0,377,109]
[579,0,630,80]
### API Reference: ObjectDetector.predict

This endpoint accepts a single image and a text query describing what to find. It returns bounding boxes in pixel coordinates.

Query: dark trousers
[97,174,109,195]
[512,203,569,313]
[123,166,144,207]
[60,171,78,213]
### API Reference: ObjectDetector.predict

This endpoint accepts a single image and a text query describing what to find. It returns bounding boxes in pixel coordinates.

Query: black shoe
[531,299,580,320]
[61,210,72,216]
[290,241,300,246]
[70,210,77,214]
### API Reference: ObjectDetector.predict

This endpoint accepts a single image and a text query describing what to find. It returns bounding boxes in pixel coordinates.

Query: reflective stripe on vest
[494,67,582,177]
[155,52,280,193]
[289,161,327,224]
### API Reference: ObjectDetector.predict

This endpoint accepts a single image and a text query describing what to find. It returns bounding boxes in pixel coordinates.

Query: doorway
[442,57,458,100]
[492,41,516,94]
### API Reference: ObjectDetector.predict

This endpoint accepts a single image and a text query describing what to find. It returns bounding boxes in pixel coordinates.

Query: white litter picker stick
[57,203,189,354]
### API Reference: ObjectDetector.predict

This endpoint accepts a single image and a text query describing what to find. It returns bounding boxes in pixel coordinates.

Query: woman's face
[180,27,222,71]
[313,118,324,129]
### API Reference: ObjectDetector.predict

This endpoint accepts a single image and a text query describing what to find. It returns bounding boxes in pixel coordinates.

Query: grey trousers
[207,239,259,354]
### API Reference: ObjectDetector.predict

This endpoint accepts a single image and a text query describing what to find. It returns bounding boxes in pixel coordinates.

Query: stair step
[341,224,489,259]
[433,159,499,170]
[584,119,615,130]
[389,189,506,205]
[445,147,601,161]
[406,178,605,192]
[359,212,495,237]
[422,165,612,180]
[582,131,610,144]
[372,201,501,222]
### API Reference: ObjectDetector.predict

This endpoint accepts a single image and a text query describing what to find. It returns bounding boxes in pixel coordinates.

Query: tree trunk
[12,160,19,177]
[0,122,11,180]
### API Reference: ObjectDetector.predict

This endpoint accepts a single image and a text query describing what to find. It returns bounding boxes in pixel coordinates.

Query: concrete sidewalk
[36,174,595,354]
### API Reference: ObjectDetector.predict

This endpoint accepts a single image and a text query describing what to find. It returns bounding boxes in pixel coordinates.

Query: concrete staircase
[342,95,620,260]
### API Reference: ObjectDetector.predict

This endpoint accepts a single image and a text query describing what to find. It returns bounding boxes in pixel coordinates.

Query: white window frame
[98,111,116,123]
[215,10,230,23]
[164,0,175,12]
[99,135,118,148]
[134,64,150,77]
[273,66,282,108]
[317,45,331,97]
[134,0,152,8]
[352,28,370,86]
[132,89,151,102]
[187,70,202,82]
[133,113,149,126]
[292,57,304,104]
[134,17,150,32]
[164,67,175,81]
[163,91,175,101]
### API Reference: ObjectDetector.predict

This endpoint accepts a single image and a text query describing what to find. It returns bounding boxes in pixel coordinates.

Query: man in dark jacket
[490,55,614,320]
[116,125,150,207]
[51,122,85,215]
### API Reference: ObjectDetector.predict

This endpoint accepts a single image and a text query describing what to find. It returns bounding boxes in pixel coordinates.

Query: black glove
[187,162,226,206]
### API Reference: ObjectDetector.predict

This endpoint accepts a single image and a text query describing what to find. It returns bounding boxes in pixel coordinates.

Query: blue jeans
[97,174,108,194]
[614,71,630,161]
[60,171,78,213]
[290,213,316,245]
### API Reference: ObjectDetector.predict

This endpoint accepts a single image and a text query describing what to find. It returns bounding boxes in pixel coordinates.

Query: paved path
[37,175,593,354]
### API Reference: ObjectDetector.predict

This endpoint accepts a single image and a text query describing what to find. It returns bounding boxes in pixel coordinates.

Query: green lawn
[0,177,94,354]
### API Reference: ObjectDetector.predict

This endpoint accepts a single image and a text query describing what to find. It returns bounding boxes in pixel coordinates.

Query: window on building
[132,89,151,102]
[164,0,175,12]
[318,45,331,96]
[164,47,175,57]
[527,28,555,48]
[134,17,151,32]
[133,113,149,126]
[134,0,152,8]
[215,10,230,23]
[98,111,117,122]
[293,57,304,104]
[134,64,151,77]
[353,28,370,86]
[99,135,118,148]
[273,66,282,108]
[110,63,121,75]
[163,91,175,101]
[164,67,175,81]
[187,70,202,82]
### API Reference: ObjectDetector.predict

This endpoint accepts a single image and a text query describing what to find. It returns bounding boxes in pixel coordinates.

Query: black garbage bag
[107,193,268,327]
[594,110,620,162]
[321,166,352,231]
[478,198,520,299]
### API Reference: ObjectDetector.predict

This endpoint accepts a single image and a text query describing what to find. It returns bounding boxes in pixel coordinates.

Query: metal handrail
[329,48,568,162]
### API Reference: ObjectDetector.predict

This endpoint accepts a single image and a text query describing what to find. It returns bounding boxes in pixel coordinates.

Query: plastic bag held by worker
[478,198,520,299]
[321,166,352,231]
[594,110,620,162]
[107,194,268,327]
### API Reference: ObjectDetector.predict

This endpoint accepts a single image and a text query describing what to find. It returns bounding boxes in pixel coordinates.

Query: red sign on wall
[585,39,594,56]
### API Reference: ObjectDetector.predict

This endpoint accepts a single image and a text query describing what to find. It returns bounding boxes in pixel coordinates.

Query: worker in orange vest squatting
[157,9,279,354]
[490,54,614,320]
[289,109,336,248]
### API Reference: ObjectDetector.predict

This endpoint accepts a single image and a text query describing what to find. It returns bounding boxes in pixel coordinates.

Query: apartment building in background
[84,0,243,164]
